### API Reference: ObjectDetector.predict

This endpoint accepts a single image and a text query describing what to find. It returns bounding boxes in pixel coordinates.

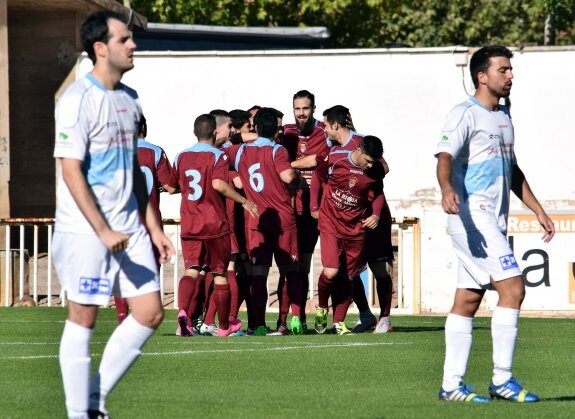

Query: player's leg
[371,259,393,334]
[53,231,111,418]
[440,231,491,402]
[177,239,204,336]
[113,296,129,325]
[332,238,366,335]
[89,226,163,415]
[316,232,342,334]
[246,229,273,335]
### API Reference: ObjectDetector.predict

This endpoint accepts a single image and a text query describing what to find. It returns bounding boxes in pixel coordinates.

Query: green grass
[0,308,574,418]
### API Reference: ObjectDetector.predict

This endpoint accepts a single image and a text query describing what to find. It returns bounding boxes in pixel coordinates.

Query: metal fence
[0,217,420,313]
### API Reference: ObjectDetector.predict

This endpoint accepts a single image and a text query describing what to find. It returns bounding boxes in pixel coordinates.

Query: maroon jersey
[282,120,329,215]
[314,150,383,239]
[227,138,296,233]
[169,142,229,239]
[137,138,172,224]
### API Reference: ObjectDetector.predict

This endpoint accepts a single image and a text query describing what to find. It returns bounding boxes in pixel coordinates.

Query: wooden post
[0,0,9,220]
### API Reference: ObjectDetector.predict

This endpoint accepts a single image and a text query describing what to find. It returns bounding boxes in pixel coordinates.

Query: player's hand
[311,210,319,220]
[243,200,259,218]
[99,229,130,253]
[362,215,380,229]
[150,229,175,264]
[441,187,460,214]
[537,212,555,243]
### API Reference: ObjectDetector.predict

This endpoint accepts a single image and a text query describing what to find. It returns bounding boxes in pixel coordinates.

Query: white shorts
[52,225,160,306]
[451,227,522,289]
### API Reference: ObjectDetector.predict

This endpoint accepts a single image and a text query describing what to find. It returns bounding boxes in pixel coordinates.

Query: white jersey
[54,73,142,234]
[435,97,516,235]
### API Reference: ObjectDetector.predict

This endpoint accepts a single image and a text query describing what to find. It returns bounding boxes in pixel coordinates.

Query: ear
[477,71,488,86]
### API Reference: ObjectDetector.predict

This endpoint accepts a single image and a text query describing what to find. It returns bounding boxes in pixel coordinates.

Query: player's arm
[362,188,383,229]
[157,149,177,194]
[133,155,175,262]
[436,152,460,214]
[380,156,390,175]
[212,178,258,218]
[59,157,129,253]
[291,155,318,170]
[511,164,555,242]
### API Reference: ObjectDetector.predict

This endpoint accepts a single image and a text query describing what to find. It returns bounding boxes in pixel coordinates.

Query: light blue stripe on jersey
[462,155,512,196]
[137,139,162,167]
[235,137,280,170]
[174,142,224,170]
[83,146,134,186]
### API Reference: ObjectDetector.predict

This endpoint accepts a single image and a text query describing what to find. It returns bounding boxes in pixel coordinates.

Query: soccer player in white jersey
[435,45,555,403]
[52,10,174,419]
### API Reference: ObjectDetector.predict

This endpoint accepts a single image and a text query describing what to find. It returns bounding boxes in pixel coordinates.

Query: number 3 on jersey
[185,169,203,201]
[248,163,264,192]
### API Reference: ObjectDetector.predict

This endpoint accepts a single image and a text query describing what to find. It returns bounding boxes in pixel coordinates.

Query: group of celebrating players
[117,90,395,337]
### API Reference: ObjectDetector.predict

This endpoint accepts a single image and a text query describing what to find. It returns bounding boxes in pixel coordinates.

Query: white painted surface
[76,47,575,314]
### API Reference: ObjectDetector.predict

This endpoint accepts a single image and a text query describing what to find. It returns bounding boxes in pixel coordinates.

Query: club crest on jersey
[348,176,358,189]
[299,142,307,153]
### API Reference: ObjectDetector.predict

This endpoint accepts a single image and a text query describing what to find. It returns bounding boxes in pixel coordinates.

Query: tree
[128,0,575,48]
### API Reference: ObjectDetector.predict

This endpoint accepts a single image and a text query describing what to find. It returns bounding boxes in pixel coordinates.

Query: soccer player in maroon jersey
[113,115,173,325]
[168,114,258,337]
[226,107,304,336]
[272,90,330,334]
[322,105,395,334]
[310,135,385,335]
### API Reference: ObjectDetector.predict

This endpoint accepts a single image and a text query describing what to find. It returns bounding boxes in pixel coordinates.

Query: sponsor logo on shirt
[441,135,449,141]
[78,277,111,295]
[499,254,519,271]
[58,132,69,140]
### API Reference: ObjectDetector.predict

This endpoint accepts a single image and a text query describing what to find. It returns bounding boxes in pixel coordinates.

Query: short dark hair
[209,109,230,127]
[138,114,147,137]
[269,107,284,119]
[81,10,127,64]
[254,107,278,139]
[293,90,315,108]
[229,109,251,129]
[247,105,261,114]
[360,135,383,160]
[323,105,350,126]
[194,114,216,140]
[470,45,513,88]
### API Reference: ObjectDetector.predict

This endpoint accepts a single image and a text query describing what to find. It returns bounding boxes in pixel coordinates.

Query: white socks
[89,315,155,413]
[442,313,473,391]
[491,306,519,385]
[60,320,93,419]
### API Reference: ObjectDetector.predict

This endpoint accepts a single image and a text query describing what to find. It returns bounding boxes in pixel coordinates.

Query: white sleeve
[434,104,473,159]
[54,88,90,161]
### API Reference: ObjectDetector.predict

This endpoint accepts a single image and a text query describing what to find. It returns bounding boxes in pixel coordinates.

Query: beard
[297,118,314,136]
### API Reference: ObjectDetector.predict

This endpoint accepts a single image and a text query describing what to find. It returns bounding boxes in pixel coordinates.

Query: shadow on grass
[541,395,575,402]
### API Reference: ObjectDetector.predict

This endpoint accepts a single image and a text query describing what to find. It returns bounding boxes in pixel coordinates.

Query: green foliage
[128,0,575,48]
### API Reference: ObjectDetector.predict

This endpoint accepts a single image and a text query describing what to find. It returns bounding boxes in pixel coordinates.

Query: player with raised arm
[310,135,385,335]
[52,10,174,418]
[169,114,258,337]
[436,45,555,403]
[226,107,304,336]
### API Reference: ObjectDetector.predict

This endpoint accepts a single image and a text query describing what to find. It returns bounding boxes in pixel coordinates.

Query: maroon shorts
[365,204,394,262]
[320,232,366,278]
[247,228,299,268]
[181,235,230,274]
[296,212,319,254]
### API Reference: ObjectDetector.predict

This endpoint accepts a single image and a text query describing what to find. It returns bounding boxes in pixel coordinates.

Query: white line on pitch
[0,341,411,360]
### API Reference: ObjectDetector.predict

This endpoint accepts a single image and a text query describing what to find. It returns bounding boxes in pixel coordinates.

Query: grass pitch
[0,307,573,418]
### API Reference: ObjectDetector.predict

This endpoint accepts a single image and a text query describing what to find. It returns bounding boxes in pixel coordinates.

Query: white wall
[77,47,575,314]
